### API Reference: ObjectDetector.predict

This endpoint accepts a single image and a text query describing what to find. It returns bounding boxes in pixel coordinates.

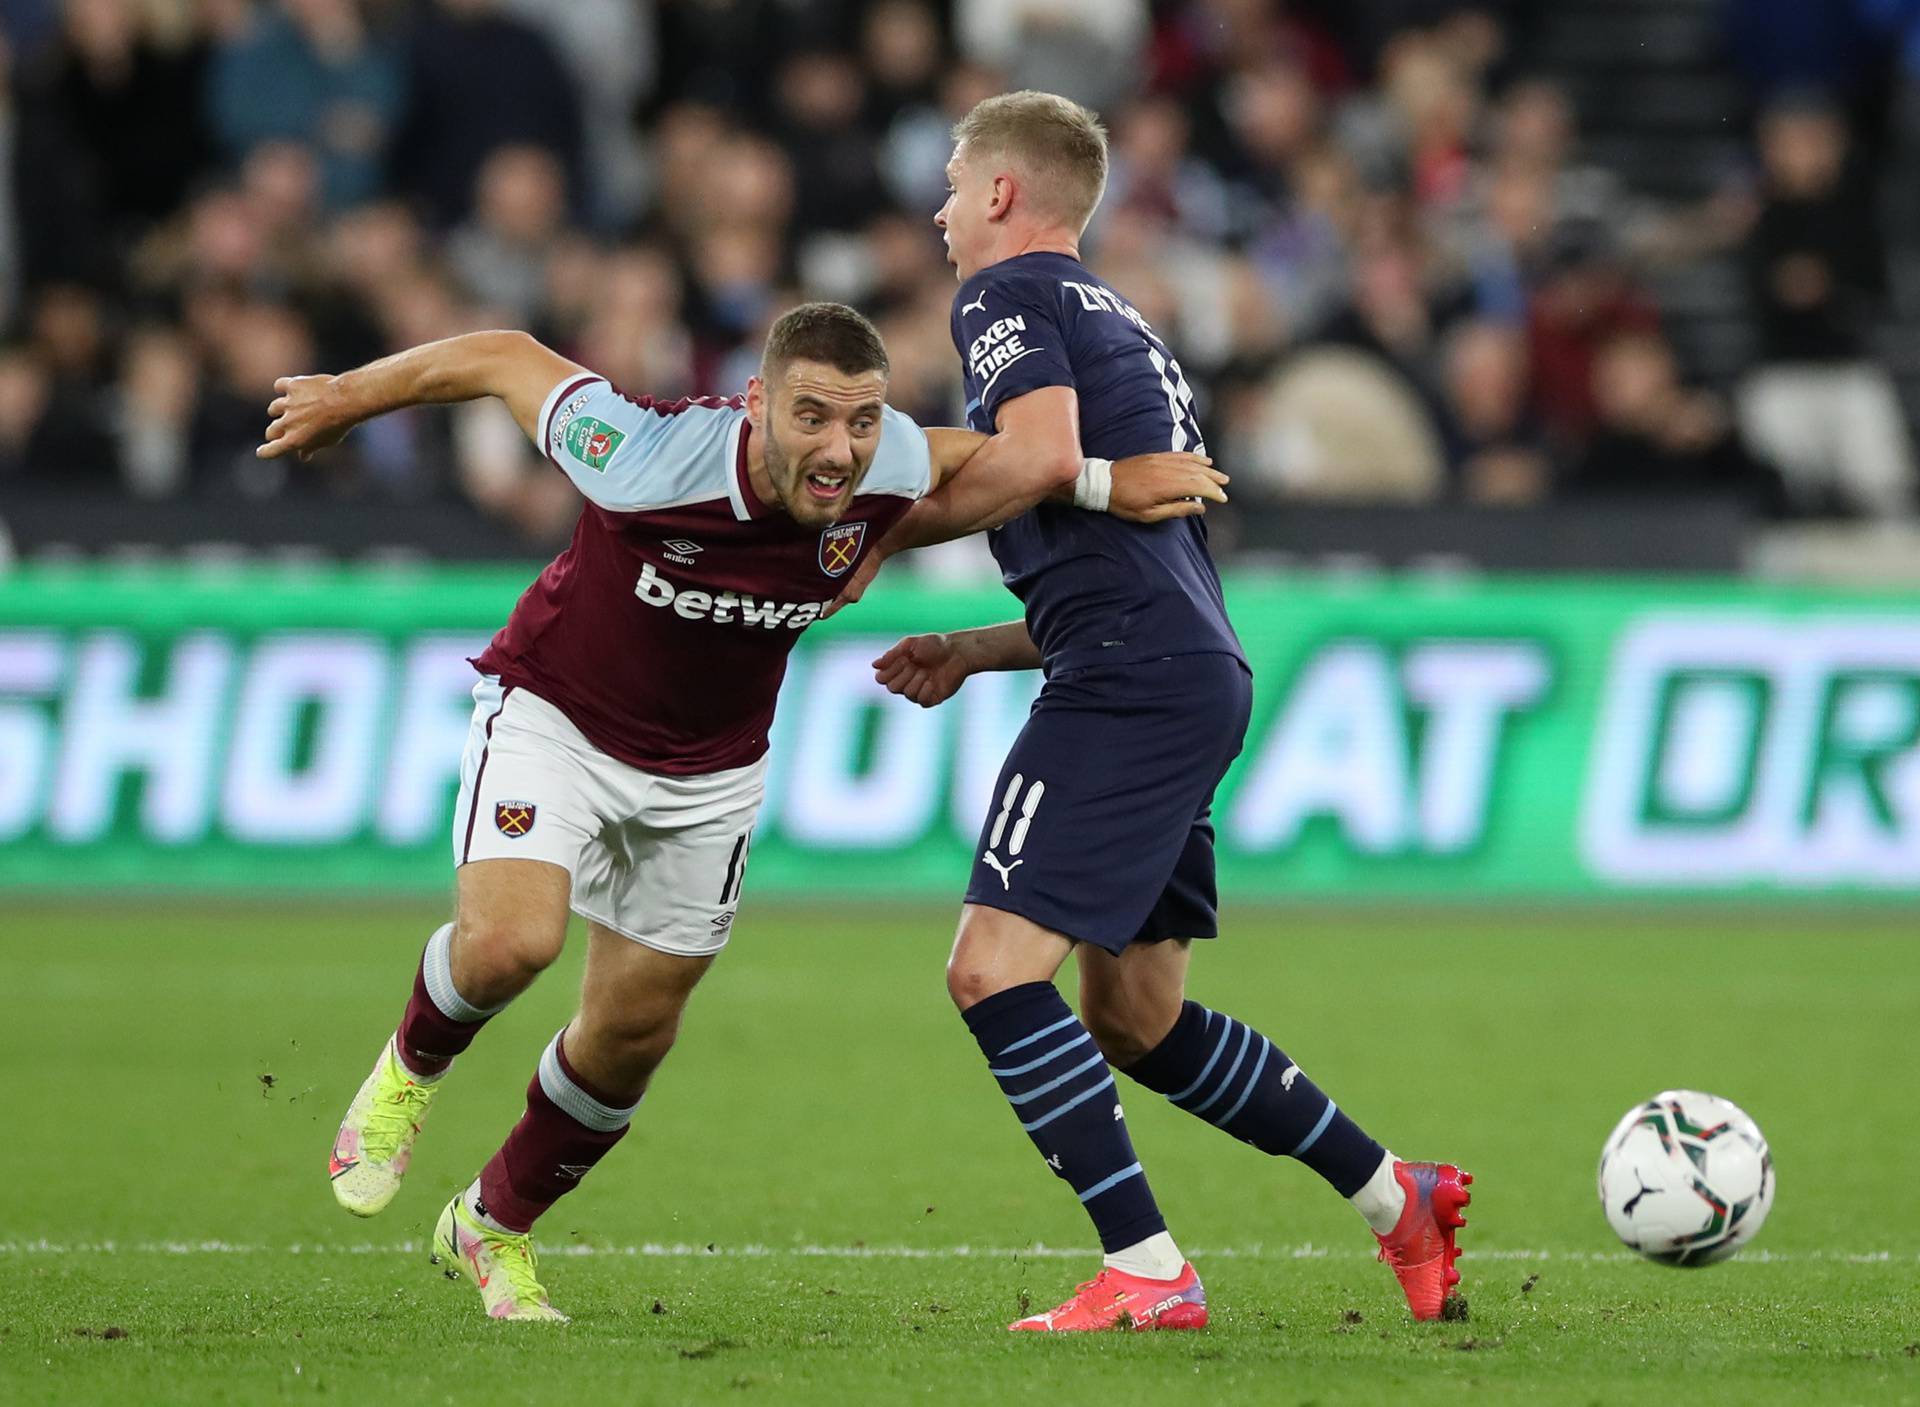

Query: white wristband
[1073,457,1113,512]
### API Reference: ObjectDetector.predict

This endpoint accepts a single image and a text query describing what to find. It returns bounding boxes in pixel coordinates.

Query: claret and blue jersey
[473,375,930,777]
[950,250,1244,674]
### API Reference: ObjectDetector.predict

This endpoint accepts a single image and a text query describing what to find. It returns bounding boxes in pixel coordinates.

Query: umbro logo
[662,538,703,565]
[961,293,987,316]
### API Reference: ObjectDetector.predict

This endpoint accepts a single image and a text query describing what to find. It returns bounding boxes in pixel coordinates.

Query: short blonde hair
[953,90,1109,233]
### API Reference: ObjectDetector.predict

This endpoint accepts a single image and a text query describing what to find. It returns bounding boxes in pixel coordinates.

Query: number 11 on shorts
[983,774,1044,890]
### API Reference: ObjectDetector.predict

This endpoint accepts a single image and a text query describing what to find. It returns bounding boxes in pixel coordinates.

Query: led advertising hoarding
[2,566,1917,897]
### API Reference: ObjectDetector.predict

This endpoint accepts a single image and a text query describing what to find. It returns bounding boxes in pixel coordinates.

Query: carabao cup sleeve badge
[494,801,536,837]
[818,521,866,578]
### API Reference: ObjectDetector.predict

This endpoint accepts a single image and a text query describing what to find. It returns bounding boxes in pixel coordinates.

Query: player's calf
[331,922,506,1217]
[452,1029,639,1240]
[1118,1000,1389,1200]
[1110,997,1477,1314]
[392,922,512,1080]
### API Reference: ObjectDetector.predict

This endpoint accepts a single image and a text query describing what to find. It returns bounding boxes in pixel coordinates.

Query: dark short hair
[761,302,890,382]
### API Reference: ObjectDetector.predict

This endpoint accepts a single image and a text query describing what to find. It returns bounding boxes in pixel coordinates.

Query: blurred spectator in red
[13,0,212,284]
[388,0,581,229]
[1526,220,1661,446]
[205,0,404,212]
[1151,0,1350,102]
[1736,95,1915,517]
[1441,318,1548,505]
[1386,32,1477,209]
[1335,29,1478,207]
[1565,330,1787,512]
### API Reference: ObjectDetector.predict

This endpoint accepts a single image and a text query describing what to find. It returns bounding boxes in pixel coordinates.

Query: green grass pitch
[3,900,1916,1404]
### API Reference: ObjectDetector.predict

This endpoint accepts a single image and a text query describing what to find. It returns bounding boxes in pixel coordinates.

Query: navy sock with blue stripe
[1124,1001,1386,1197]
[962,982,1167,1254]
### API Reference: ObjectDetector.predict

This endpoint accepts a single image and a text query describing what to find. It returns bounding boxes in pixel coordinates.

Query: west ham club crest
[494,801,536,837]
[818,521,866,578]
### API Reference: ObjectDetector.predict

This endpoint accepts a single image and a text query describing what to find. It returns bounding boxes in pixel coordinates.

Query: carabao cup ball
[1597,1089,1774,1266]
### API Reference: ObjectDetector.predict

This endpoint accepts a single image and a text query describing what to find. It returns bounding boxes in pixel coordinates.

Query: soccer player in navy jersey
[255,302,1221,1321]
[854,93,1473,1330]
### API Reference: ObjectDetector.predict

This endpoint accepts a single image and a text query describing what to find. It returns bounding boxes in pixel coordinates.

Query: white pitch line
[0,1240,1911,1265]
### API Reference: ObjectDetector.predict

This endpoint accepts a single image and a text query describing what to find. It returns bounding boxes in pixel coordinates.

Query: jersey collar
[729,416,775,522]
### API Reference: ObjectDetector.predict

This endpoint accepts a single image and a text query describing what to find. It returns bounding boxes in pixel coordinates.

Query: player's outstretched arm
[826,411,1227,617]
[923,427,1227,526]
[256,330,583,461]
[873,620,1040,707]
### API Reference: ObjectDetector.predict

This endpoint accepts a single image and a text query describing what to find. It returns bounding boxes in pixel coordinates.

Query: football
[1597,1090,1775,1266]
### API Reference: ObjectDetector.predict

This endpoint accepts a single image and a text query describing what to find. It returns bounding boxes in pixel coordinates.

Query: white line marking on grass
[0,1240,1912,1265]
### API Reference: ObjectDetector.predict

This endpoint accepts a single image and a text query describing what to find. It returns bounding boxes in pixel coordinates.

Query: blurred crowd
[1,0,1918,550]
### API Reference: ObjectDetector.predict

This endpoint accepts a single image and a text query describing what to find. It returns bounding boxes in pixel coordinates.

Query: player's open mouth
[803,470,849,502]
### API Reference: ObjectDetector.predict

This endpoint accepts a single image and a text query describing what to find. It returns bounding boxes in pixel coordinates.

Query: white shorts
[451,677,765,957]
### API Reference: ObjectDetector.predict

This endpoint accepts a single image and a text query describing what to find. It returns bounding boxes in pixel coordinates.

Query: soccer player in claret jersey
[255,302,1223,1322]
[850,94,1473,1332]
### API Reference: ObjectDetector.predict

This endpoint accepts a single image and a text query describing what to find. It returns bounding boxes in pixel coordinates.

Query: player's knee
[1080,1004,1156,1068]
[453,913,564,994]
[1079,980,1183,1067]
[945,955,1006,1012]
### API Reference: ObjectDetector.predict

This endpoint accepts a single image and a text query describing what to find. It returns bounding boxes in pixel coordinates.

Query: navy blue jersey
[952,251,1244,673]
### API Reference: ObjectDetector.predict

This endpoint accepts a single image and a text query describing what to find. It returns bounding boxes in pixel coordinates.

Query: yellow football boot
[328,1039,440,1217]
[430,1194,569,1322]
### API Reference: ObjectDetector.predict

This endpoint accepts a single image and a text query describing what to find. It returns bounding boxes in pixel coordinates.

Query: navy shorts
[964,652,1253,955]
